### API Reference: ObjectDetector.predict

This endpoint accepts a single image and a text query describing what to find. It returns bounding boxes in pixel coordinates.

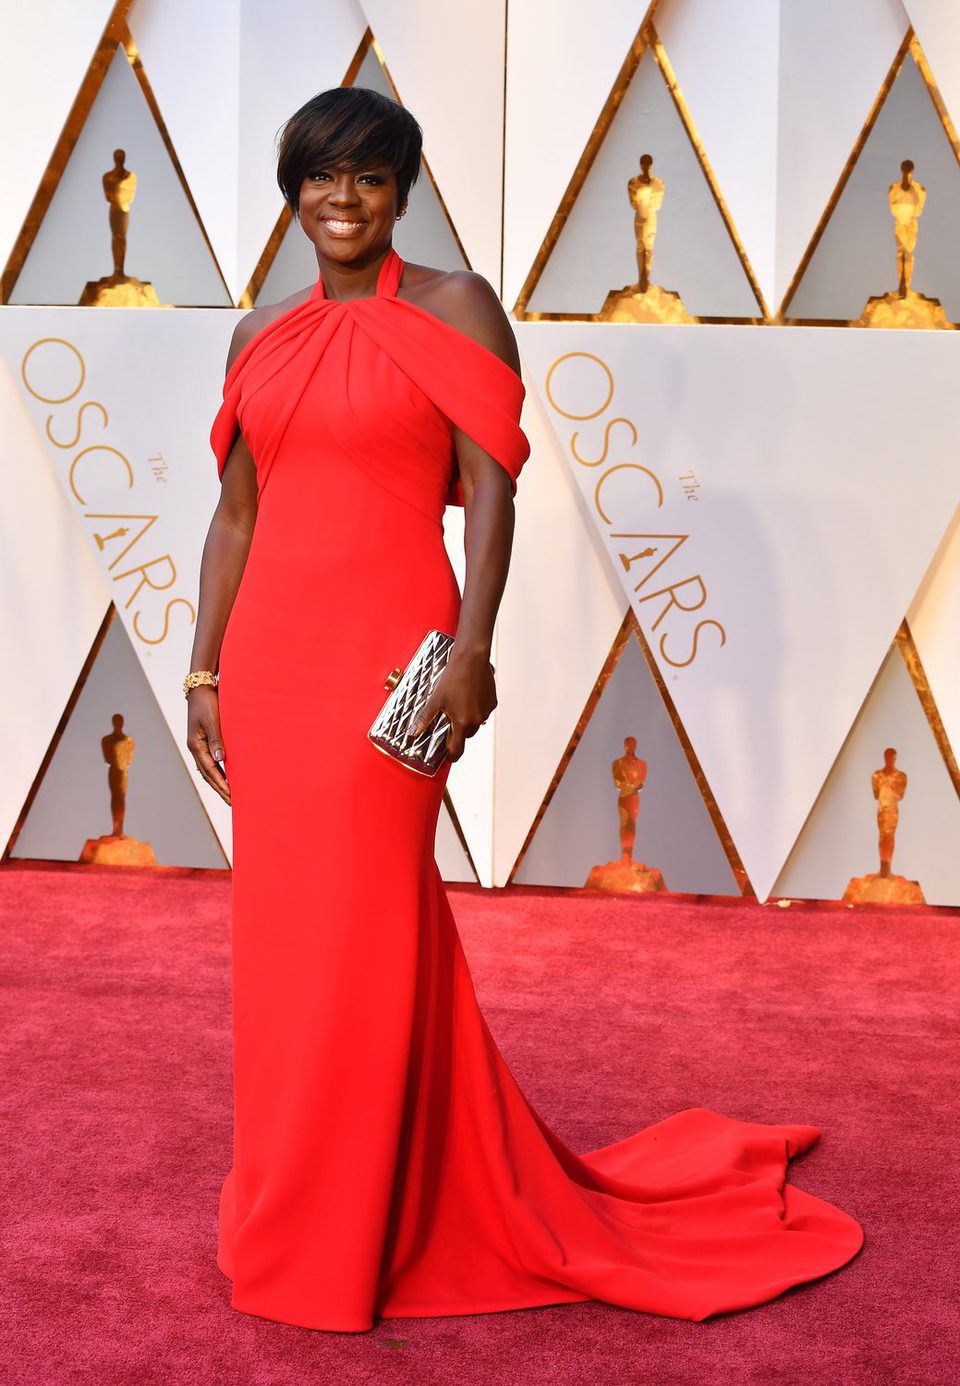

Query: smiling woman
[186,85,862,1335]
[276,85,420,266]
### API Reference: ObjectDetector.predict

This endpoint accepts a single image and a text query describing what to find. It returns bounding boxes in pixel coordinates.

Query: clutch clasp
[384,667,403,692]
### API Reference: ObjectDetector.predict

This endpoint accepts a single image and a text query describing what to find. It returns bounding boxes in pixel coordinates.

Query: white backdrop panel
[517,321,960,901]
[0,306,235,854]
[0,359,110,851]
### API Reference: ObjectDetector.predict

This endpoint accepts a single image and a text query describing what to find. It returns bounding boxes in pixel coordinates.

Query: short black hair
[276,86,422,218]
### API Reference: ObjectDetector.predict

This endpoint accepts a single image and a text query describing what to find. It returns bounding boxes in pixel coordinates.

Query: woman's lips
[321,218,366,237]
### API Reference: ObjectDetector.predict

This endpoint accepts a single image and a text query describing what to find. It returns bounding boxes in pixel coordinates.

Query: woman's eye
[307,170,384,185]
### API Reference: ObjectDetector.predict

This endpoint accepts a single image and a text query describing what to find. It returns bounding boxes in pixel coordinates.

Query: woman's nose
[328,176,359,204]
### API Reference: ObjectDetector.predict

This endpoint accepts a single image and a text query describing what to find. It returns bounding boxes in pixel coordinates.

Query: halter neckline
[310,245,403,303]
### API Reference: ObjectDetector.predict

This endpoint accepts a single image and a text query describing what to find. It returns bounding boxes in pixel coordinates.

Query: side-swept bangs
[276,86,422,216]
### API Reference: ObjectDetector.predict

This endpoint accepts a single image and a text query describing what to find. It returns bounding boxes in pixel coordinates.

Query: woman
[187,87,862,1333]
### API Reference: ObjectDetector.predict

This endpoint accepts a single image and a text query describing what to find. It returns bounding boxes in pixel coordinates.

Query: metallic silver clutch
[367,629,455,776]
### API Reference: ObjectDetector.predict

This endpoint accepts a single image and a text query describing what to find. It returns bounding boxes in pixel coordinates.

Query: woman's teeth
[323,219,364,235]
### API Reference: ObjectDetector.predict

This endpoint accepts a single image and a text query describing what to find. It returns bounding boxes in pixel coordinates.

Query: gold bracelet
[183,670,218,698]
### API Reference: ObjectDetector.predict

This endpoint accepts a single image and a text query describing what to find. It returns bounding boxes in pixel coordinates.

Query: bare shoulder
[401,265,520,374]
[225,285,312,374]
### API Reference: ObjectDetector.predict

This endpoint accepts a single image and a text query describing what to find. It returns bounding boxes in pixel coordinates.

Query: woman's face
[298,159,403,262]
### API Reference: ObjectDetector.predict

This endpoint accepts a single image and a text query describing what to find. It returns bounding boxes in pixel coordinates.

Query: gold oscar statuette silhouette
[858,160,955,329]
[79,713,158,866]
[596,154,694,324]
[842,747,925,905]
[79,149,161,307]
[585,736,667,893]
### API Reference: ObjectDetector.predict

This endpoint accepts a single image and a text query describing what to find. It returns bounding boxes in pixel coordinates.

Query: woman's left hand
[409,648,496,761]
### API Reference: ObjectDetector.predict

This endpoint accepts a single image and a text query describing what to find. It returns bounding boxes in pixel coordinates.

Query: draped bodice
[209,246,529,520]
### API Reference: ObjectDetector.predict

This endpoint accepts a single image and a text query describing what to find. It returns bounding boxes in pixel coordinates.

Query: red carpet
[2,864,957,1385]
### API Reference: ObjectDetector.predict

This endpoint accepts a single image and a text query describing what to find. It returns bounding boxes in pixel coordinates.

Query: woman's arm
[185,321,262,803]
[410,273,522,761]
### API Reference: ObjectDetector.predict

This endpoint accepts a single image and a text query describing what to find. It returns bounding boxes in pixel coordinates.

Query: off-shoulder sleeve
[352,298,530,506]
[208,308,283,479]
[210,379,241,480]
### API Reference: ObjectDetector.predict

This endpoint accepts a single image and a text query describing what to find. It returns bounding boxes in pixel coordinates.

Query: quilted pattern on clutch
[367,629,455,776]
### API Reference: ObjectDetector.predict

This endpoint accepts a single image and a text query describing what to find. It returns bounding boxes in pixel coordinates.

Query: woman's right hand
[187,686,231,805]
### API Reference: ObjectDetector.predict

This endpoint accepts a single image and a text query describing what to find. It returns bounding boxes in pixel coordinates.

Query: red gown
[209,246,863,1332]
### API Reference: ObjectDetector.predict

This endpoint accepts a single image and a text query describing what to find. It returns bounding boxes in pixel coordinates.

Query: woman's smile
[320,216,367,238]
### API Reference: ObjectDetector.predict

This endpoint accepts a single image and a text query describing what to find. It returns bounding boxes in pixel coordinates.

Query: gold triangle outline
[505,609,633,883]
[3,601,231,868]
[506,607,752,894]
[240,26,472,308]
[3,603,115,859]
[1,0,133,303]
[371,35,473,272]
[895,618,960,800]
[2,1,232,306]
[769,612,960,902]
[511,9,769,323]
[777,29,960,323]
[120,20,232,303]
[237,28,370,307]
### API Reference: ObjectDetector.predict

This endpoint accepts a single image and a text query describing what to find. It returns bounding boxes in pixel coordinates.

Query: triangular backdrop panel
[11,612,227,869]
[514,631,738,894]
[774,2,910,309]
[0,0,118,272]
[0,304,237,855]
[517,319,960,901]
[772,640,960,907]
[787,44,960,322]
[10,43,230,307]
[526,43,758,319]
[655,0,778,309]
[258,41,466,307]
